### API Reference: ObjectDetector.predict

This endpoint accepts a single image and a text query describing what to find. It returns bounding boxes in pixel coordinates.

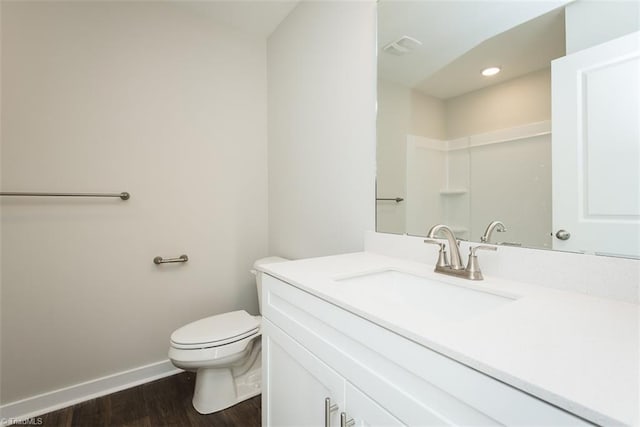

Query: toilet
[168,256,288,414]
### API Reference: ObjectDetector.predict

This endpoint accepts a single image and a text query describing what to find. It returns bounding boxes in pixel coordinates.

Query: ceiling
[186,1,298,38]
[378,0,571,99]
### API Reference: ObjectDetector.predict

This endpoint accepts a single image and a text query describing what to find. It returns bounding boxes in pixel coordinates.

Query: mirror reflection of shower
[376,2,564,249]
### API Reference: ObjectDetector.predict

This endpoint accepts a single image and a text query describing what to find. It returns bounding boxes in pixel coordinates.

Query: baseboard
[0,359,182,425]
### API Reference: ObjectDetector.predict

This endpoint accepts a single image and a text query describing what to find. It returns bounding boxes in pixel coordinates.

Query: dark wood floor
[36,372,261,427]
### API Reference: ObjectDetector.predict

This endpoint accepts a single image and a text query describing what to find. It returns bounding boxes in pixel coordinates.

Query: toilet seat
[170,310,260,350]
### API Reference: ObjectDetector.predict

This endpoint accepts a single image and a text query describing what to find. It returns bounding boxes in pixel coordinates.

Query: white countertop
[261,252,640,426]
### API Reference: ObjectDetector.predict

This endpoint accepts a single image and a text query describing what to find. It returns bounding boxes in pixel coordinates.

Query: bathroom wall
[468,133,552,247]
[444,67,551,140]
[376,79,445,234]
[404,136,447,236]
[378,69,551,240]
[404,126,551,248]
[377,80,411,235]
[565,0,640,54]
[1,1,268,404]
[267,1,377,259]
[442,68,552,246]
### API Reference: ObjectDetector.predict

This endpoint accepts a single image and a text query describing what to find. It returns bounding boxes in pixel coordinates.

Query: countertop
[261,252,639,426]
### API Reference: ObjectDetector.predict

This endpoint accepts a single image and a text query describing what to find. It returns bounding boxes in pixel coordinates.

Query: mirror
[376,0,640,258]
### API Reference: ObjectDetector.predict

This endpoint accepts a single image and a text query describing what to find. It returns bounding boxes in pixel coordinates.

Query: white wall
[1,1,268,404]
[405,137,446,237]
[376,79,445,234]
[444,68,551,140]
[377,80,410,234]
[565,0,640,54]
[410,89,447,140]
[267,1,377,259]
[443,147,470,240]
[379,69,552,245]
[469,135,552,247]
[439,70,552,247]
[404,126,551,247]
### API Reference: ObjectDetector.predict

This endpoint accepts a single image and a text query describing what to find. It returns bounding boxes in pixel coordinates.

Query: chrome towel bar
[154,254,188,265]
[0,191,130,200]
[376,197,404,203]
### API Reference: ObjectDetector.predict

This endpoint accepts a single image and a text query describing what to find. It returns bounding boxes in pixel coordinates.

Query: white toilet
[168,256,288,414]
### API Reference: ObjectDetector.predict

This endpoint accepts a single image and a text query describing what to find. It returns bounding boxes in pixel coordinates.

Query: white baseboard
[0,359,182,425]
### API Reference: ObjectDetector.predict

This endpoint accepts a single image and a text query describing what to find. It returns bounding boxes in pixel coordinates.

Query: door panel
[552,31,640,257]
[262,319,344,427]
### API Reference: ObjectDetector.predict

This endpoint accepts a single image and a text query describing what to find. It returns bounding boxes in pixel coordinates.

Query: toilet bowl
[168,256,288,414]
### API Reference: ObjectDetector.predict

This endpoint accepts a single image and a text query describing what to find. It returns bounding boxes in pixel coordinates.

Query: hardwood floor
[36,372,261,427]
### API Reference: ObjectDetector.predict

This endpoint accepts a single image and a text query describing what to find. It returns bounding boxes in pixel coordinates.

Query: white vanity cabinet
[261,274,593,426]
[262,318,402,427]
[262,319,344,426]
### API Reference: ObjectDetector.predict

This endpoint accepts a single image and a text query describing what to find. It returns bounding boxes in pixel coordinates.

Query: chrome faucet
[481,220,506,243]
[424,224,497,281]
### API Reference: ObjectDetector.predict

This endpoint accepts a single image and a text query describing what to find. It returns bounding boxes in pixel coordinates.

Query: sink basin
[334,270,516,322]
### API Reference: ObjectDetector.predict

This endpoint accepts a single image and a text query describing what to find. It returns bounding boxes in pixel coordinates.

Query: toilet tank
[252,256,288,313]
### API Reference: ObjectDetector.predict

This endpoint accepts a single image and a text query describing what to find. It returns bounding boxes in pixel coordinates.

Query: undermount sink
[334,270,517,322]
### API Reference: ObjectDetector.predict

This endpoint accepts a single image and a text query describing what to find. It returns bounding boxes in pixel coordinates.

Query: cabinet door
[262,319,345,427]
[343,382,404,427]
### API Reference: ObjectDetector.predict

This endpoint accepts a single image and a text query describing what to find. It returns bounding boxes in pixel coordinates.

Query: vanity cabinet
[263,318,402,426]
[262,320,342,426]
[261,274,592,426]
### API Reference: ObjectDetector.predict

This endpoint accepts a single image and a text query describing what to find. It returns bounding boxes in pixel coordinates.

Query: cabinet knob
[325,397,338,427]
[555,229,571,241]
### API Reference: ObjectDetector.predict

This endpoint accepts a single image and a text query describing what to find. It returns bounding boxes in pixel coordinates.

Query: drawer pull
[325,397,338,427]
[340,412,355,427]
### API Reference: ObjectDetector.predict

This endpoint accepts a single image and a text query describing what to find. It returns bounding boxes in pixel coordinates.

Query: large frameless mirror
[376,0,640,258]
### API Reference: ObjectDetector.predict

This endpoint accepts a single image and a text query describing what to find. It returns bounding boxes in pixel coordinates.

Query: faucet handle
[469,245,497,256]
[424,238,443,248]
[464,245,497,280]
[424,239,449,268]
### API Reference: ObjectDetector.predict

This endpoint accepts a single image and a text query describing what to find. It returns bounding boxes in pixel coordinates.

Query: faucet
[425,224,464,269]
[424,224,497,280]
[481,220,506,243]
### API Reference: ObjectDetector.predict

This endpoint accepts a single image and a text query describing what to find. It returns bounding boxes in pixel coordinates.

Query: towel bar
[0,191,130,200]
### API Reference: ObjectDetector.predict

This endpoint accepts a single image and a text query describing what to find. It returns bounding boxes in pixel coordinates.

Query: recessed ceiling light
[481,66,501,77]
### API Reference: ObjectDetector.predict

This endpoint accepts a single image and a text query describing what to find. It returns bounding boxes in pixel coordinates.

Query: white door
[262,319,345,427]
[552,31,640,257]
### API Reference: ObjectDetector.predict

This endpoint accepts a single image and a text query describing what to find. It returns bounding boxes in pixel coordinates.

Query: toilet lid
[170,310,260,347]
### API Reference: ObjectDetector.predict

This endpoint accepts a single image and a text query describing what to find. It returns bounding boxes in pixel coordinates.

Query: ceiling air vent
[382,36,422,56]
